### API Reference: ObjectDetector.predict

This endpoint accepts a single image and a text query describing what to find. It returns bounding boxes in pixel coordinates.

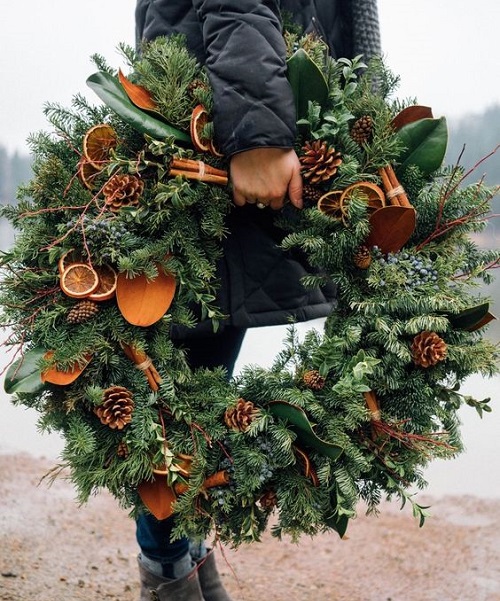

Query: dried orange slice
[77,158,101,190]
[83,124,118,170]
[208,140,224,158]
[60,263,100,299]
[190,105,211,153]
[340,182,386,213]
[317,191,343,220]
[58,249,81,275]
[88,264,118,302]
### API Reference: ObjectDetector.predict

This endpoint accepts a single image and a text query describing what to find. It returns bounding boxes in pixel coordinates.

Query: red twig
[190,422,213,447]
[416,196,497,251]
[417,145,500,251]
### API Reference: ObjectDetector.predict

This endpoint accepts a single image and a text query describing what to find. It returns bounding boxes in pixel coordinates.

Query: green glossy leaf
[286,49,329,121]
[269,401,343,460]
[86,72,191,144]
[4,347,45,395]
[396,117,448,175]
[324,509,350,538]
[447,303,496,331]
[325,512,349,537]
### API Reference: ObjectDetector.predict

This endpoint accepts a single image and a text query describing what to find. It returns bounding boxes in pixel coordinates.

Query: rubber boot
[196,549,233,601]
[138,557,205,601]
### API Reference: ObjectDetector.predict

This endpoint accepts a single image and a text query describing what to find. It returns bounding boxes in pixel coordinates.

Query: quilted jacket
[135,0,381,333]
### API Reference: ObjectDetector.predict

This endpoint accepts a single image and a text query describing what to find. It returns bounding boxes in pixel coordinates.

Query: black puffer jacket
[135,0,381,333]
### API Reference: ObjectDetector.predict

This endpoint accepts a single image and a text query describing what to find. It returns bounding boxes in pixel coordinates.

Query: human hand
[230,148,303,210]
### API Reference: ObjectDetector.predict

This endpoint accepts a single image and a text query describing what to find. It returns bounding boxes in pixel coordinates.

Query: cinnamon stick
[379,165,412,208]
[170,157,227,178]
[174,469,230,495]
[363,390,381,421]
[169,168,228,186]
[121,342,162,391]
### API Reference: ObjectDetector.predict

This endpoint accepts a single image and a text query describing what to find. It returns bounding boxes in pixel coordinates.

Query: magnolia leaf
[4,347,46,395]
[87,71,190,143]
[324,490,350,538]
[324,509,350,538]
[116,268,176,327]
[118,69,161,113]
[391,105,433,131]
[269,401,343,460]
[366,206,416,254]
[447,303,496,331]
[286,48,329,121]
[41,351,93,386]
[396,117,448,175]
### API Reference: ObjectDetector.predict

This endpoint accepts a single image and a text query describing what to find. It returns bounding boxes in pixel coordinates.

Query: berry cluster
[64,216,129,263]
[370,247,439,291]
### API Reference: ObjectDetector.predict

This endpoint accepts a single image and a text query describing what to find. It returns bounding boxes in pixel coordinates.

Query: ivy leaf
[268,401,343,460]
[396,117,448,175]
[286,49,329,121]
[87,71,191,144]
[4,347,46,395]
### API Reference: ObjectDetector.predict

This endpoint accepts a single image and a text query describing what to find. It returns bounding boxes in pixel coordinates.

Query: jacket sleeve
[191,0,297,156]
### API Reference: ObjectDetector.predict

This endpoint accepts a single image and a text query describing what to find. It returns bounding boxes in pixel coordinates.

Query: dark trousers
[136,327,246,563]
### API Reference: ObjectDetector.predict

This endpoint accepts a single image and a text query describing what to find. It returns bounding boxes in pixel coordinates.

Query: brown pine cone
[94,386,134,430]
[350,115,374,145]
[66,300,99,324]
[102,174,144,212]
[117,441,129,458]
[411,331,447,368]
[259,489,278,510]
[302,369,326,391]
[302,183,324,205]
[300,140,342,184]
[224,398,259,432]
[353,246,372,269]
[187,78,209,97]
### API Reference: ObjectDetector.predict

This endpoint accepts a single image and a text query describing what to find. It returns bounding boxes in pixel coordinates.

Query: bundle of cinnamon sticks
[378,165,412,208]
[169,157,228,186]
[121,342,162,391]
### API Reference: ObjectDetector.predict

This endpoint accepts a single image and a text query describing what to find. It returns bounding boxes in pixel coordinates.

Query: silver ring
[256,202,266,209]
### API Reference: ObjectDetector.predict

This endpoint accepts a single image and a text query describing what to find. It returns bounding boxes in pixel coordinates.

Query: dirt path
[1,453,499,601]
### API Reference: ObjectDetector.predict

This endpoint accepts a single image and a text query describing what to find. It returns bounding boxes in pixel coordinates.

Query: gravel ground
[1,453,500,601]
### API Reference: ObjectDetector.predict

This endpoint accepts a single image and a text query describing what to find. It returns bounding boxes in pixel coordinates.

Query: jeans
[136,326,246,563]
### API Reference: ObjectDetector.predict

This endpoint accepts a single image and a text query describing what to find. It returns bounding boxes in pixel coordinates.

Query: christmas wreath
[1,33,498,545]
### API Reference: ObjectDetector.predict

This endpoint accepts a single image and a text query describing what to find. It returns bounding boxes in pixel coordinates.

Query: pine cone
[302,183,324,205]
[102,174,144,212]
[411,331,447,368]
[94,386,134,430]
[259,489,278,510]
[300,140,342,184]
[302,369,326,391]
[350,115,374,145]
[224,398,259,432]
[353,246,372,269]
[187,78,209,97]
[66,300,100,324]
[117,441,129,458]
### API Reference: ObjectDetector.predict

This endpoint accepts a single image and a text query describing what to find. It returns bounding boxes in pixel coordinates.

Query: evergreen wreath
[1,33,498,546]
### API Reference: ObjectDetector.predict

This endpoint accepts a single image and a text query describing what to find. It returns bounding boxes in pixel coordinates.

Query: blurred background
[1,0,498,498]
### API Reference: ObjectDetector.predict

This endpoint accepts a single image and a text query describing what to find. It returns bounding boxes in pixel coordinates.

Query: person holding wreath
[134,1,381,599]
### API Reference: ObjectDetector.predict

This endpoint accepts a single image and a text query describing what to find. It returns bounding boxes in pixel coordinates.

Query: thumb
[287,165,303,209]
